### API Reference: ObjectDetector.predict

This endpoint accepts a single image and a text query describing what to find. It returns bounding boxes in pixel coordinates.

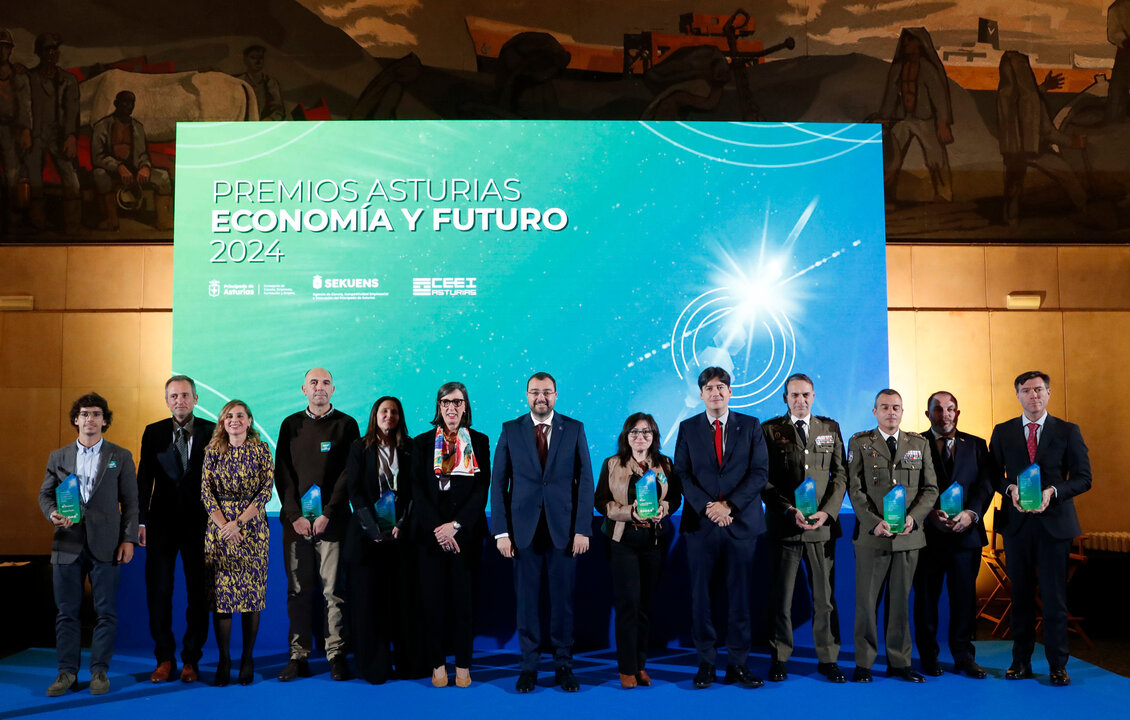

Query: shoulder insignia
[850,430,870,439]
[905,431,925,439]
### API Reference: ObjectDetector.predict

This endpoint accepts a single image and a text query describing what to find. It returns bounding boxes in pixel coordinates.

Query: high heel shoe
[431,666,448,687]
[455,667,471,688]
[238,656,254,686]
[213,658,231,687]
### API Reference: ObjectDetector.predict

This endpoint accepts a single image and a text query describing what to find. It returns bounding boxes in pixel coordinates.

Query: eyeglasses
[78,410,104,419]
[440,399,465,409]
[527,390,556,398]
[627,429,654,438]
[702,384,729,393]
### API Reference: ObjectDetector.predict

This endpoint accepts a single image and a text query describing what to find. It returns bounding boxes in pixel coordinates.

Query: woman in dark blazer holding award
[411,381,490,688]
[595,412,681,688]
[344,396,428,684]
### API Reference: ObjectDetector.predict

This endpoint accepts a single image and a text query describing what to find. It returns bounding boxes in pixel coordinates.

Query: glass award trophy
[884,485,906,533]
[795,477,819,520]
[56,473,82,523]
[374,491,397,536]
[635,470,660,520]
[940,483,963,518]
[1018,463,1042,510]
[301,485,323,520]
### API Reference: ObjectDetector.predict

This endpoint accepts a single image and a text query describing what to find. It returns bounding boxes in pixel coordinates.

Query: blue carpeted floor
[2,642,1126,720]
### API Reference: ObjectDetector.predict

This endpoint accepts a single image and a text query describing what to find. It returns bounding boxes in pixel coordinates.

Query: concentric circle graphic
[670,287,796,408]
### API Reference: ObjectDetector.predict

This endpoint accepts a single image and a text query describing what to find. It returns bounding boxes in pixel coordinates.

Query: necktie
[886,435,897,461]
[795,419,807,446]
[713,419,723,466]
[535,423,548,468]
[1026,422,1039,463]
[175,427,190,474]
[939,437,954,476]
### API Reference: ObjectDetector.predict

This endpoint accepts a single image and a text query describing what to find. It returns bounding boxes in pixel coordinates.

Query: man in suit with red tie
[491,372,594,693]
[913,391,993,679]
[989,370,1092,686]
[674,366,769,689]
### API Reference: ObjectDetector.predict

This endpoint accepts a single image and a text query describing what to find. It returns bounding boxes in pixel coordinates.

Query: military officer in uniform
[761,373,847,683]
[847,389,938,683]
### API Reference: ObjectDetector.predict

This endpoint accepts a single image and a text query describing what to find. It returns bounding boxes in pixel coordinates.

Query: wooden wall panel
[987,311,1066,426]
[910,246,986,308]
[912,311,993,441]
[985,246,1060,310]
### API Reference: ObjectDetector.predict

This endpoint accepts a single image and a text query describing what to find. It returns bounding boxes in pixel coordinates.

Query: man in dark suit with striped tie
[989,370,1092,686]
[913,391,993,679]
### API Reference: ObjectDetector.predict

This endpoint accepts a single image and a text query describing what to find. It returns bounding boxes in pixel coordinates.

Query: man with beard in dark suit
[913,391,992,679]
[138,375,215,684]
[990,371,1091,686]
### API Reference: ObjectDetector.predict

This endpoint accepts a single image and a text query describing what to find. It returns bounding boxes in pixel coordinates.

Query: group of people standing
[37,366,1091,697]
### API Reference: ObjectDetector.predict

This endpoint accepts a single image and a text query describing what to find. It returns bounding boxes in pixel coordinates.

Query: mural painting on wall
[0,0,1127,242]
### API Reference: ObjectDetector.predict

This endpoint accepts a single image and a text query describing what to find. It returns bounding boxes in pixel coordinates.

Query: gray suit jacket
[38,439,139,564]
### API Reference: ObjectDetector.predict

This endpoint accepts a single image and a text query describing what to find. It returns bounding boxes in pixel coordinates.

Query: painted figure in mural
[27,32,82,234]
[91,91,173,232]
[1107,0,1130,123]
[235,45,285,121]
[997,51,1088,228]
[878,28,954,203]
[0,29,31,230]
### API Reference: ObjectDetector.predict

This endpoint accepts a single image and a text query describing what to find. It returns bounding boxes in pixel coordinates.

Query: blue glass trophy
[56,473,82,523]
[374,491,397,536]
[884,485,906,533]
[635,470,660,520]
[1018,463,1042,511]
[301,485,322,520]
[795,477,819,520]
[940,483,963,518]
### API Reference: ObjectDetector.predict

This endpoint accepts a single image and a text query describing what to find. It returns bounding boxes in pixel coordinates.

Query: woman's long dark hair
[362,396,410,449]
[615,412,668,471]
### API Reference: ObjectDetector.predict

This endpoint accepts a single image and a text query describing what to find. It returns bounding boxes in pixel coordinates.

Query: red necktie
[535,423,548,468]
[1026,422,1039,463]
[713,419,723,466]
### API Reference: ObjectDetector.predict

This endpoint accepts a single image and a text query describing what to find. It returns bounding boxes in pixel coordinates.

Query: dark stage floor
[2,642,1126,720]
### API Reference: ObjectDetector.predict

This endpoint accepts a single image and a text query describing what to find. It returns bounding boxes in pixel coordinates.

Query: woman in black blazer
[411,381,490,688]
[344,396,428,683]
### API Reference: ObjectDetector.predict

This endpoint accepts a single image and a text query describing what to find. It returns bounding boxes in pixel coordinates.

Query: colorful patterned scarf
[433,427,479,477]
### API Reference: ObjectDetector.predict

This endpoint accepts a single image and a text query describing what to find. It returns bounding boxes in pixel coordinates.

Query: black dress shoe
[214,658,231,687]
[1049,667,1071,686]
[920,658,944,677]
[724,664,764,688]
[1005,662,1033,680]
[852,666,872,683]
[817,662,846,683]
[955,660,987,679]
[277,658,310,682]
[887,667,926,683]
[768,660,788,682]
[329,655,350,681]
[515,670,537,693]
[693,663,716,689]
[554,667,579,692]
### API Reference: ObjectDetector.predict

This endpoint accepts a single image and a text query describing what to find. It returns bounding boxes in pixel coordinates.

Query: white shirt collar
[790,414,812,427]
[1023,411,1048,429]
[878,428,899,444]
[76,437,104,453]
[706,409,729,427]
[530,411,554,427]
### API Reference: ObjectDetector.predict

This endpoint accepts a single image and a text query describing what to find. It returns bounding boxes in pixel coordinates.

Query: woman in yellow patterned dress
[201,399,273,687]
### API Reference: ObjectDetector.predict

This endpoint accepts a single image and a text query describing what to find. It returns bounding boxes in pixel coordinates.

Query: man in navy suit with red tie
[913,391,993,679]
[674,366,769,689]
[989,370,1092,686]
[491,372,594,693]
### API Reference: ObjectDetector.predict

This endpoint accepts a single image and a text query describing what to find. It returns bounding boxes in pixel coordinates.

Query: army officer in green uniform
[847,388,938,684]
[762,373,848,683]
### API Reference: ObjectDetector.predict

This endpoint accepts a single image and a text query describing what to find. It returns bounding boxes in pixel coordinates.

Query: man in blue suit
[990,370,1091,687]
[491,372,595,693]
[674,367,769,689]
[913,391,993,679]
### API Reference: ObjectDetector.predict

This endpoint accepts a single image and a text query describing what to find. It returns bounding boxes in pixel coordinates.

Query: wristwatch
[452,521,462,531]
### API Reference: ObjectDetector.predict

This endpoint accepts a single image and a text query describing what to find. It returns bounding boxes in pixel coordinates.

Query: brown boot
[63,197,85,235]
[155,194,173,231]
[98,193,118,231]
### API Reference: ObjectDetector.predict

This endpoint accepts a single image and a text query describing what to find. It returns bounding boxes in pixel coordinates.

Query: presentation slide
[173,120,887,512]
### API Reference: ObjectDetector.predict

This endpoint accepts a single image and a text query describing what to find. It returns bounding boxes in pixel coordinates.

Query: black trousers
[145,519,208,665]
[913,541,980,665]
[418,539,478,669]
[1004,521,1071,668]
[608,525,664,675]
[685,525,756,667]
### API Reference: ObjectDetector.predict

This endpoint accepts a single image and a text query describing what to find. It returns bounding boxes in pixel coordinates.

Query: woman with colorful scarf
[411,381,491,688]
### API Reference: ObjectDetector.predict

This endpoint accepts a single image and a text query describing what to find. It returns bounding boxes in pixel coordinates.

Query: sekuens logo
[208,279,220,297]
[313,275,381,290]
[313,275,323,290]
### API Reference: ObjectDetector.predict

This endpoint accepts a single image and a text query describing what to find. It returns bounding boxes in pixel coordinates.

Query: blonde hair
[207,399,262,452]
